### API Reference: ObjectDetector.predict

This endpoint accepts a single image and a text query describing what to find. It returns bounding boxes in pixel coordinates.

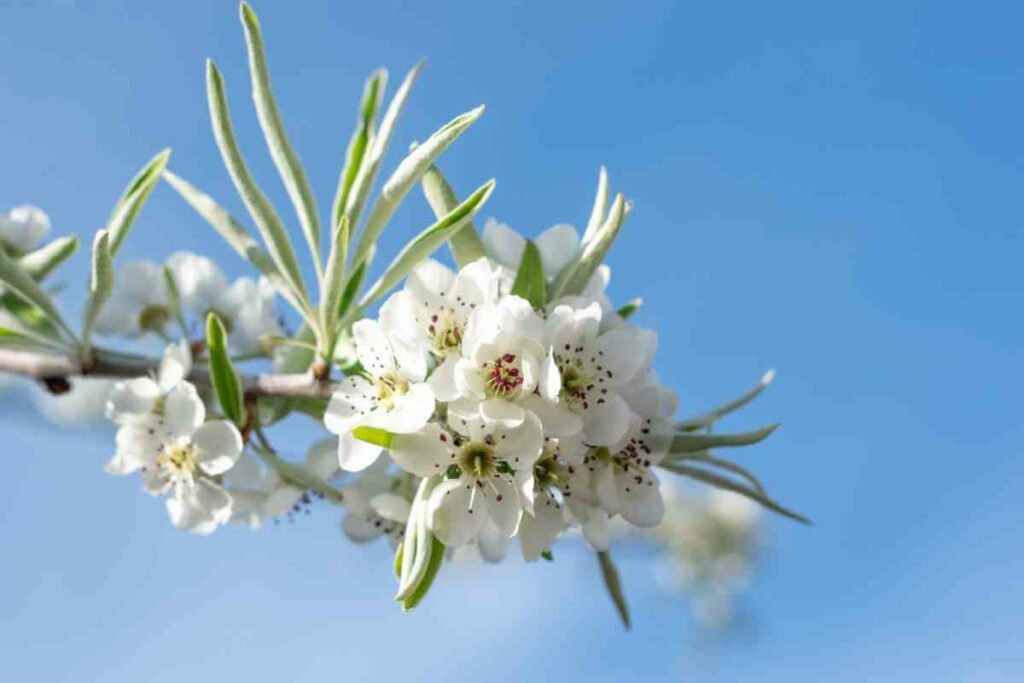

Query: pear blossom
[93,260,173,338]
[342,489,411,546]
[439,295,556,427]
[588,408,676,529]
[528,301,655,445]
[226,438,340,528]
[105,341,191,425]
[386,408,543,546]
[324,319,433,472]
[0,205,49,255]
[482,219,615,313]
[107,381,243,535]
[166,251,282,353]
[482,219,581,282]
[379,257,500,396]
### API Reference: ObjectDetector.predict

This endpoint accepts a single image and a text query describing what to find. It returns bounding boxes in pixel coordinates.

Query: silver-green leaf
[343,61,423,233]
[240,2,323,274]
[659,461,810,525]
[206,312,245,425]
[206,59,310,307]
[421,164,487,267]
[511,239,546,309]
[107,149,171,256]
[677,369,776,431]
[161,170,315,328]
[597,550,631,630]
[357,179,495,310]
[668,423,780,453]
[351,105,485,272]
[332,69,387,234]
[0,246,76,345]
[17,236,79,281]
[81,230,113,352]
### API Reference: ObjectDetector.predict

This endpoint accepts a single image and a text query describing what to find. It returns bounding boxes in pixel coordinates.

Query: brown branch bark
[0,347,338,400]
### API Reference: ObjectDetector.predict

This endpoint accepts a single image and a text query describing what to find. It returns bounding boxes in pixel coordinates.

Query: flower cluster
[324,222,677,561]
[97,250,282,354]
[0,4,802,623]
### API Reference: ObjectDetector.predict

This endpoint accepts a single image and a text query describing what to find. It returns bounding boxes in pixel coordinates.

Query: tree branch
[0,347,338,400]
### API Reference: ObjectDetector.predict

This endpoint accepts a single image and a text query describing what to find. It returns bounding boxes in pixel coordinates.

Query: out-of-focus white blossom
[0,205,50,255]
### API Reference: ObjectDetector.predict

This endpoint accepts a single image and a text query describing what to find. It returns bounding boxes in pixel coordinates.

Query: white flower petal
[478,397,525,429]
[582,392,632,446]
[615,468,664,527]
[157,340,192,393]
[539,349,561,402]
[105,377,160,422]
[481,218,525,270]
[520,490,566,561]
[493,410,544,470]
[428,354,460,402]
[482,476,521,538]
[534,223,580,278]
[353,319,397,377]
[342,512,384,542]
[370,493,411,524]
[324,376,376,434]
[476,519,510,564]
[337,430,384,472]
[377,382,434,434]
[163,382,206,439]
[427,478,486,547]
[388,422,452,478]
[192,420,243,475]
[520,394,583,438]
[454,358,486,400]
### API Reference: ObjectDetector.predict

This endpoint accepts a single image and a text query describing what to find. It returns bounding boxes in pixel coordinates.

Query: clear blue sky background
[1,1,1022,680]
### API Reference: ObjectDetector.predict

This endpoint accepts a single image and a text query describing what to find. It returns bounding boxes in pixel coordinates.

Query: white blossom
[324,319,433,472]
[105,341,191,424]
[107,381,242,535]
[93,260,173,338]
[0,205,49,255]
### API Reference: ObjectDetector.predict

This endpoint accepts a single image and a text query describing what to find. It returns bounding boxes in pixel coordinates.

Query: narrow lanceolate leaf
[0,293,60,342]
[551,192,627,298]
[351,105,486,271]
[597,550,631,630]
[677,369,777,431]
[422,164,486,266]
[344,62,423,233]
[352,425,394,449]
[161,170,316,327]
[17,236,79,281]
[206,60,310,306]
[511,239,547,309]
[659,461,811,525]
[81,230,114,351]
[337,257,367,323]
[668,423,780,453]
[581,165,609,245]
[616,297,642,320]
[240,3,323,274]
[671,451,767,493]
[401,535,445,611]
[332,69,387,234]
[396,476,440,605]
[206,312,245,425]
[106,149,171,256]
[358,179,496,309]
[162,265,187,333]
[319,216,350,343]
[0,247,75,344]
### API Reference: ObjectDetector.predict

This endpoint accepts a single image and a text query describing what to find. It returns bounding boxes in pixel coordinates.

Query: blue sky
[1,0,1022,680]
